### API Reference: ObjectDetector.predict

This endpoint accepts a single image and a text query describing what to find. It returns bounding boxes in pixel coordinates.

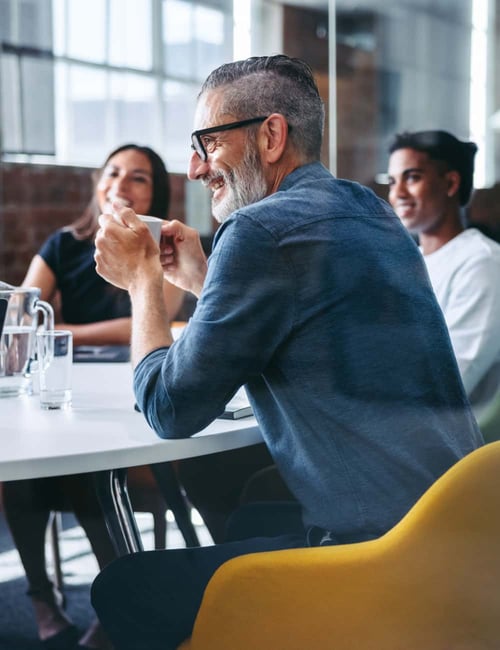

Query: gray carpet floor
[0,510,211,649]
[0,510,99,650]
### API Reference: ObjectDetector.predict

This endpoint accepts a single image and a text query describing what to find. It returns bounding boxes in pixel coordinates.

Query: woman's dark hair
[70,143,170,240]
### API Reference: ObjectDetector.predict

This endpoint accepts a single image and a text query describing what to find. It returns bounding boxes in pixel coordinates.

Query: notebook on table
[220,386,253,420]
[73,345,131,363]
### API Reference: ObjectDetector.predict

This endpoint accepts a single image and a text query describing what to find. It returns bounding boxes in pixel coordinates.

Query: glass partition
[331,0,498,191]
[1,0,498,192]
[274,0,497,190]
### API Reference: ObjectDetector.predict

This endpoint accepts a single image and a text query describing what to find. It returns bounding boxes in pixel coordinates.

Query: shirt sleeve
[443,253,500,394]
[38,230,62,275]
[133,216,295,438]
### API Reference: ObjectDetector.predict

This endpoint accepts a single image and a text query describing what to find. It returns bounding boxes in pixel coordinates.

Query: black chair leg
[94,469,144,555]
[48,511,64,592]
[149,463,200,547]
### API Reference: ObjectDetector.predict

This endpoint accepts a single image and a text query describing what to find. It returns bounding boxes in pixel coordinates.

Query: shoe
[74,618,113,650]
[40,625,79,649]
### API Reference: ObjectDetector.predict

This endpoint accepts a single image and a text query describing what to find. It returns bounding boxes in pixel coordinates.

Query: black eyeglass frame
[191,116,269,162]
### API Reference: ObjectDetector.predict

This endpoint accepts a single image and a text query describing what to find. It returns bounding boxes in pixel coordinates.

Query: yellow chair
[178,442,500,650]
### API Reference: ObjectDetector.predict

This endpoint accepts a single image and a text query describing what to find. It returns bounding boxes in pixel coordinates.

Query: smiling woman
[1,142,185,650]
[19,144,184,340]
[96,151,155,216]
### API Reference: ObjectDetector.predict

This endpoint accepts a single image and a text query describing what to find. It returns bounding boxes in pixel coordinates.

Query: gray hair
[200,55,325,161]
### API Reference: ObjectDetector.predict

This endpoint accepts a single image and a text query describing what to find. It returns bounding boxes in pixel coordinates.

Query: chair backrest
[478,391,500,443]
[180,442,500,650]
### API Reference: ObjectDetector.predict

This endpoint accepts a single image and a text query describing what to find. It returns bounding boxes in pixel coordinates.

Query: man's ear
[258,113,290,164]
[445,170,461,200]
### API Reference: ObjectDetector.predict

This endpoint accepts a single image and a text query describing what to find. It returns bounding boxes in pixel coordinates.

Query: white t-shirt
[423,228,500,420]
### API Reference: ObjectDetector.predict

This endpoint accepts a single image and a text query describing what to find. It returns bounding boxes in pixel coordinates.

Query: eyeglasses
[191,116,269,162]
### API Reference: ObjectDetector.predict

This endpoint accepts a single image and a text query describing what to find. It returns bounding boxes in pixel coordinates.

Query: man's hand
[94,206,173,366]
[160,220,208,298]
[95,207,163,293]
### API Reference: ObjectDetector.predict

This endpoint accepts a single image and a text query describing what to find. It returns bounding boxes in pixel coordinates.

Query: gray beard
[212,144,268,223]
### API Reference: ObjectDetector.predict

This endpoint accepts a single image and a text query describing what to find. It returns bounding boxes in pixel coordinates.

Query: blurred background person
[2,143,184,650]
[387,130,500,424]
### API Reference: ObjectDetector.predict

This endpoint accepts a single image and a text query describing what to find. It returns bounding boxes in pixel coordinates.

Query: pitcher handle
[34,299,54,331]
[29,300,55,383]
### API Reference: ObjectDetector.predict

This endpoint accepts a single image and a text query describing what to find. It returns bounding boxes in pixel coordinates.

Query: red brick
[1,161,190,285]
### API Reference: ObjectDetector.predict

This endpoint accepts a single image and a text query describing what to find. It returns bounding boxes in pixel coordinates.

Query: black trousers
[91,532,306,650]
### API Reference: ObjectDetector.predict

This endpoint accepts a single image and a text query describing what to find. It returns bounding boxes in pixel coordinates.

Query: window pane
[67,0,105,62]
[163,0,231,82]
[18,0,52,49]
[52,0,65,57]
[163,0,193,78]
[1,53,22,152]
[1,53,54,155]
[1,0,53,49]
[194,5,228,80]
[163,79,198,171]
[109,0,152,70]
[58,64,108,164]
[2,0,236,170]
[21,55,55,154]
[109,72,157,146]
[0,0,11,43]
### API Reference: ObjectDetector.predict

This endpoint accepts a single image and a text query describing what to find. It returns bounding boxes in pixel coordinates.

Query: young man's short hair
[388,130,478,205]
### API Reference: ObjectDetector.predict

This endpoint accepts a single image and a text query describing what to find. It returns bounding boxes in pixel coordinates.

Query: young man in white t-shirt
[387,130,500,423]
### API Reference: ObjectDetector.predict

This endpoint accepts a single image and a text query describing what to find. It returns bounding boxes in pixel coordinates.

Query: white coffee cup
[137,215,163,243]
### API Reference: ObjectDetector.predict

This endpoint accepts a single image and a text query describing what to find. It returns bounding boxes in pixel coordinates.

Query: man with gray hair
[92,56,481,649]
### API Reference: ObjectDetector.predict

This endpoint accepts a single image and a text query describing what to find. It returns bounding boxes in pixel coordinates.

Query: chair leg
[149,463,200,547]
[48,511,64,593]
[152,507,167,550]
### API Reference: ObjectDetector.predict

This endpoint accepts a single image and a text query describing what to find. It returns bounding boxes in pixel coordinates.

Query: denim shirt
[135,161,482,537]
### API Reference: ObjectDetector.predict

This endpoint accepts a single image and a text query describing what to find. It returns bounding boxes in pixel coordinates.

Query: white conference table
[0,362,262,554]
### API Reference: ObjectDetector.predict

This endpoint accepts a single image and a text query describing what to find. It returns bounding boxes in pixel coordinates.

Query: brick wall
[0,162,187,286]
